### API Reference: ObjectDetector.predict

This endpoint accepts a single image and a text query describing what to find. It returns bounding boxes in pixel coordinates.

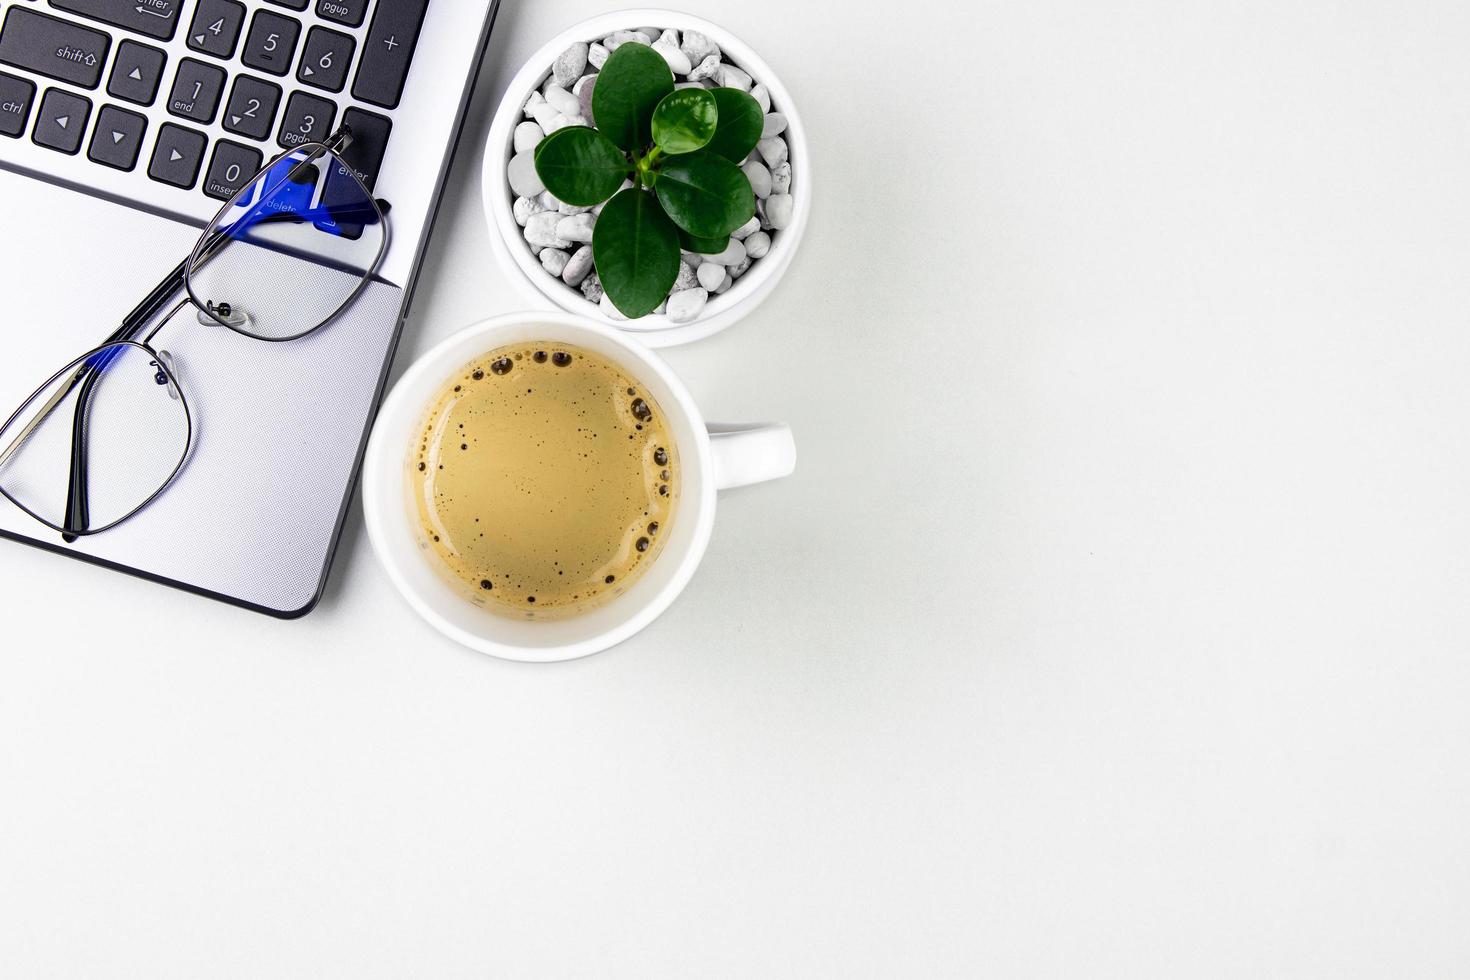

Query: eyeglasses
[0,127,389,541]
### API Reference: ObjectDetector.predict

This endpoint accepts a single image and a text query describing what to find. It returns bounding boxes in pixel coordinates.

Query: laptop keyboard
[0,0,425,202]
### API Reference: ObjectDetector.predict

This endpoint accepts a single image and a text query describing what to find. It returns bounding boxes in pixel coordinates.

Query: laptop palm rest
[0,169,404,616]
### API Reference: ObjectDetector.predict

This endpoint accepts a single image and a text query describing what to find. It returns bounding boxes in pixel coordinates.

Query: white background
[5,0,1470,976]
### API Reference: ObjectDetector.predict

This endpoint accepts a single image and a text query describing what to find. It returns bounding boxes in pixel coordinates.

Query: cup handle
[707,422,797,491]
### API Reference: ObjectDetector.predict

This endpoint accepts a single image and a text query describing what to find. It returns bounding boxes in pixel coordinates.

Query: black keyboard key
[32,87,90,153]
[87,103,147,169]
[315,0,367,29]
[0,69,36,137]
[277,89,334,148]
[148,122,206,188]
[166,57,225,123]
[221,74,280,140]
[106,39,165,105]
[0,7,110,89]
[49,0,180,43]
[203,138,263,200]
[241,10,299,77]
[298,26,353,93]
[352,0,427,109]
[186,0,244,59]
[265,0,309,10]
[336,106,390,192]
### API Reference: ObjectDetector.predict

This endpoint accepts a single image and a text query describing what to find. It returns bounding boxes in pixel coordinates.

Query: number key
[222,75,281,141]
[186,0,247,60]
[277,89,335,148]
[241,10,300,77]
[167,58,226,124]
[297,26,354,93]
[204,139,265,201]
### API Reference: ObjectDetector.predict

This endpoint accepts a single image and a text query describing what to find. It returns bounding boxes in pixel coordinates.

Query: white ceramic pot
[362,311,797,662]
[482,9,810,347]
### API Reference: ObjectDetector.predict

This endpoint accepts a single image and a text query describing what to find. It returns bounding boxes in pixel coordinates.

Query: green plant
[533,43,763,318]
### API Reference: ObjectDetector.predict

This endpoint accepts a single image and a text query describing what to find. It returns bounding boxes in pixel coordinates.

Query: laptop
[0,0,500,616]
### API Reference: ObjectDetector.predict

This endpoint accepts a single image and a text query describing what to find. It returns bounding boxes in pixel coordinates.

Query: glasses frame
[0,128,389,540]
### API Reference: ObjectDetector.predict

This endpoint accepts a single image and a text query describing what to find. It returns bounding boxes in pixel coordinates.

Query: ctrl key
[0,70,35,138]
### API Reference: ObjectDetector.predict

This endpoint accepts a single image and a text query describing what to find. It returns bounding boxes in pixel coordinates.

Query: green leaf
[704,88,764,163]
[651,88,718,155]
[678,229,729,254]
[593,188,681,319]
[591,43,674,152]
[533,127,630,207]
[654,151,756,239]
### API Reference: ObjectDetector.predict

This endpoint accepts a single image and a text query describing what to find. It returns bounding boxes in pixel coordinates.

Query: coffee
[412,342,678,619]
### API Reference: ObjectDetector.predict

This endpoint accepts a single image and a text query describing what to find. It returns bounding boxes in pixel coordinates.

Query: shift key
[50,0,181,43]
[0,8,111,89]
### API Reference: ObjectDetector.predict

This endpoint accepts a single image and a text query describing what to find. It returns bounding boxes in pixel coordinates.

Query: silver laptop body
[0,0,500,615]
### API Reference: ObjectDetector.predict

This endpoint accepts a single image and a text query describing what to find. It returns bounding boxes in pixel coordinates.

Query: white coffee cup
[362,312,797,662]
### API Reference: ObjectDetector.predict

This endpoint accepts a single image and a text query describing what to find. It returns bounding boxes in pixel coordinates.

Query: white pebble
[688,54,721,82]
[512,195,545,227]
[770,161,791,195]
[536,190,561,210]
[680,31,718,64]
[757,136,788,167]
[714,273,732,295]
[728,256,753,279]
[654,300,667,315]
[553,42,588,89]
[761,112,787,138]
[718,65,753,92]
[764,194,794,230]
[507,151,544,198]
[674,260,698,291]
[696,262,725,291]
[580,272,603,302]
[751,83,771,112]
[675,81,704,90]
[743,230,771,258]
[540,248,569,276]
[653,37,691,75]
[588,42,609,69]
[562,245,594,286]
[574,75,596,120]
[708,238,746,266]
[523,90,544,116]
[600,292,628,321]
[558,199,592,215]
[605,30,651,50]
[555,212,596,243]
[544,83,581,116]
[524,211,570,248]
[514,120,543,153]
[730,215,760,240]
[741,159,772,199]
[545,113,586,134]
[529,101,560,132]
[666,288,708,324]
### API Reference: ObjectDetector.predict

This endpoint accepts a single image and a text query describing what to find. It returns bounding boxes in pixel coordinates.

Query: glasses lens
[185,143,386,342]
[0,343,190,535]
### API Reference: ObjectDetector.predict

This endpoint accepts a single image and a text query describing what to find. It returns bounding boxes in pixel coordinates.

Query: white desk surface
[5,1,1469,976]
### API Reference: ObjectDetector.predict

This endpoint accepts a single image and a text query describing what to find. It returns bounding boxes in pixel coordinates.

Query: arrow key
[106,40,166,106]
[222,74,280,141]
[87,104,147,170]
[148,121,206,188]
[32,87,91,154]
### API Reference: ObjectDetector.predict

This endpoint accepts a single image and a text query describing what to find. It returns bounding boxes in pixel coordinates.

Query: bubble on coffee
[412,342,678,620]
